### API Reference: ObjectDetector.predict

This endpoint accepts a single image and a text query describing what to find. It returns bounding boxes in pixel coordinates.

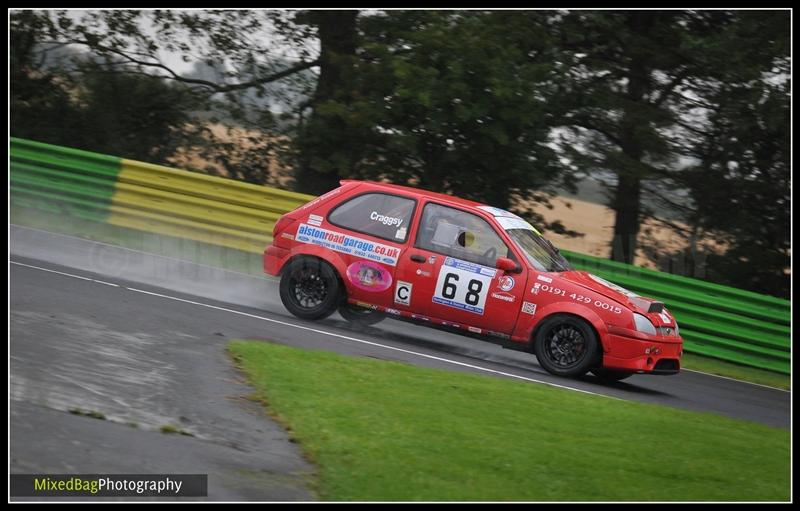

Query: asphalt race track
[9,225,791,499]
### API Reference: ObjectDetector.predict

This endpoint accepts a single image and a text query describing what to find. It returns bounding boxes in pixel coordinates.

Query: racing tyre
[338,302,385,326]
[279,256,341,320]
[534,314,600,378]
[590,367,634,382]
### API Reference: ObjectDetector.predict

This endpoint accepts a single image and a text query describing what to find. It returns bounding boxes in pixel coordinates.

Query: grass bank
[228,340,789,502]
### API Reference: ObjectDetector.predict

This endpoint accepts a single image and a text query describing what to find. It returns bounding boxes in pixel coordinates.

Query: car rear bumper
[602,333,683,375]
[263,244,290,276]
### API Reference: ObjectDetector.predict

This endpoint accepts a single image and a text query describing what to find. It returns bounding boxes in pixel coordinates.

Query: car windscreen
[505,228,572,272]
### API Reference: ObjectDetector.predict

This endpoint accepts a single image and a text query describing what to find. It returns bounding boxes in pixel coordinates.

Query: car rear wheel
[338,302,385,326]
[534,314,600,378]
[279,256,341,320]
[590,367,634,382]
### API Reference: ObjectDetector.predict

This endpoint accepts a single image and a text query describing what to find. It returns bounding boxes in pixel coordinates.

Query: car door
[392,201,528,335]
[324,191,418,308]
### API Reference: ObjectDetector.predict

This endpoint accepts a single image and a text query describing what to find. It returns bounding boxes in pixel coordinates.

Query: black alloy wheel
[534,314,600,377]
[279,256,341,320]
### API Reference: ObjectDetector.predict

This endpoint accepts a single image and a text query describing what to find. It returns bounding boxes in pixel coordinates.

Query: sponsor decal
[521,301,537,315]
[385,308,401,315]
[370,211,404,227]
[415,268,432,277]
[346,261,393,292]
[537,283,624,314]
[411,314,430,322]
[395,226,407,240]
[307,214,323,227]
[478,207,542,234]
[428,255,437,264]
[296,224,401,266]
[441,321,461,329]
[536,275,553,284]
[432,257,496,315]
[658,311,672,324]
[478,266,497,277]
[394,281,413,306]
[531,283,541,294]
[498,276,515,292]
[280,232,295,241]
[467,326,482,334]
[476,205,524,219]
[496,216,541,234]
[491,292,516,303]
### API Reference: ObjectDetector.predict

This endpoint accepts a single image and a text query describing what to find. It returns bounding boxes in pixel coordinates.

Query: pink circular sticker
[346,261,393,292]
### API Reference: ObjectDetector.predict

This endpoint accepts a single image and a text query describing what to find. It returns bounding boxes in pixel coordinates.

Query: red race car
[264,180,682,381]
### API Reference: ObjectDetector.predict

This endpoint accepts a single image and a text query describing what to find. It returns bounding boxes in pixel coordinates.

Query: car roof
[340,179,487,211]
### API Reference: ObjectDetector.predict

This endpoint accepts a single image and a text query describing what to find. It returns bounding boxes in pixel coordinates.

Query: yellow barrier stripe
[109,158,313,253]
[111,182,282,233]
[108,204,270,254]
[119,159,314,204]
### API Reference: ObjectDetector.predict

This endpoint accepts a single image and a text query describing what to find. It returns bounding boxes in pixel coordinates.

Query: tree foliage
[294,11,576,232]
[667,12,791,298]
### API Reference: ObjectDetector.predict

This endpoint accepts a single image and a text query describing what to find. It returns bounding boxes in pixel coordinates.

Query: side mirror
[495,257,520,273]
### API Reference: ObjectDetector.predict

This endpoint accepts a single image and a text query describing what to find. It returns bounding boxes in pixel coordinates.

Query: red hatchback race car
[264,180,682,381]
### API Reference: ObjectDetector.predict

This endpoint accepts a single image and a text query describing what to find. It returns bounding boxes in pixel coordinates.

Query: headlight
[633,313,657,336]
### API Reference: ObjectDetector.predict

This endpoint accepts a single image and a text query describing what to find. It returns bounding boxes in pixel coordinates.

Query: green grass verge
[11,204,790,390]
[228,340,789,502]
[680,353,790,390]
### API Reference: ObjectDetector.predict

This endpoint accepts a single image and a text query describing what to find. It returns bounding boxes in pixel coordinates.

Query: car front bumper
[602,331,683,375]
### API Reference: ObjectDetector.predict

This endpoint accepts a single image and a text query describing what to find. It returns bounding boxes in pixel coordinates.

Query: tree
[293,10,574,230]
[9,10,315,179]
[11,11,82,145]
[15,9,575,227]
[665,11,791,298]
[292,10,360,195]
[553,11,748,263]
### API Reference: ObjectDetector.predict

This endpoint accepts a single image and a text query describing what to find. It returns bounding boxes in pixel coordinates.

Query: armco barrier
[10,137,790,374]
[10,137,313,253]
[108,158,312,253]
[561,251,790,373]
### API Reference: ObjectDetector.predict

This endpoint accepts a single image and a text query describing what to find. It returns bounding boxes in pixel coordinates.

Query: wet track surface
[9,225,791,499]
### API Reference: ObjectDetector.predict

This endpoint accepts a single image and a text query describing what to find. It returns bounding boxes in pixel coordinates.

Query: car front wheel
[534,314,600,378]
[279,256,341,320]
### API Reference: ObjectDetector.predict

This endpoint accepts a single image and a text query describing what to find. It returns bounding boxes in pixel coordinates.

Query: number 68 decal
[432,258,495,315]
[441,273,484,305]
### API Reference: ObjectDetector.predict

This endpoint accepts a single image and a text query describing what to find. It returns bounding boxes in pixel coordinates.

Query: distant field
[527,193,726,270]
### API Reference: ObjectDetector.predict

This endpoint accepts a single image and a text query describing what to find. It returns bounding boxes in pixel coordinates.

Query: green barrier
[10,137,122,221]
[563,250,790,312]
[562,251,790,374]
[579,265,789,325]
[9,137,791,374]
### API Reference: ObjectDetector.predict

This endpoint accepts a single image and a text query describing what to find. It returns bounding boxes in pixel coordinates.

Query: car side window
[415,202,510,267]
[328,192,416,242]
